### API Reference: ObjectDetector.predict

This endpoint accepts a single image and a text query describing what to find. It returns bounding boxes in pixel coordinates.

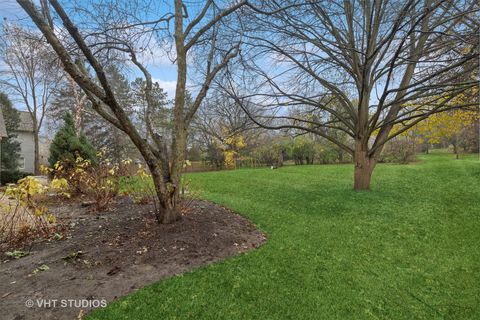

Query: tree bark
[353,140,376,190]
[453,136,459,159]
[277,150,284,167]
[453,145,459,159]
[149,164,181,224]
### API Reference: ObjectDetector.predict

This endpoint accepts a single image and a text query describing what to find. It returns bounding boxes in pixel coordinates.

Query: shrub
[0,170,33,185]
[378,138,416,163]
[315,144,353,164]
[0,92,21,171]
[49,149,119,211]
[252,138,288,167]
[120,165,199,219]
[120,164,155,205]
[315,145,340,164]
[287,137,316,165]
[204,143,224,169]
[253,144,278,166]
[1,176,59,247]
[48,112,97,168]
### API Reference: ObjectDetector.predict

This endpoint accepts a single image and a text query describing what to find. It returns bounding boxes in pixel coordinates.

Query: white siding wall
[14,132,35,173]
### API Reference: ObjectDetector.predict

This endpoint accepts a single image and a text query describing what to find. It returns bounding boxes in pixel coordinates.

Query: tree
[414,109,479,159]
[396,88,480,157]
[227,0,479,189]
[223,133,247,168]
[0,92,21,171]
[48,75,89,135]
[287,136,316,165]
[0,23,63,174]
[193,92,256,169]
[92,65,136,163]
[17,0,248,223]
[49,112,96,167]
[130,77,169,141]
[48,66,143,162]
[252,136,289,167]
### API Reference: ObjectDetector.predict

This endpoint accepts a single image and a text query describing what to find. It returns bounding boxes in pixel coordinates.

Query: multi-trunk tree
[17,0,248,223]
[227,0,479,189]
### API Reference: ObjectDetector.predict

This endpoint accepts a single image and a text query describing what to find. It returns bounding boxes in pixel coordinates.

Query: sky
[0,0,23,18]
[0,0,179,104]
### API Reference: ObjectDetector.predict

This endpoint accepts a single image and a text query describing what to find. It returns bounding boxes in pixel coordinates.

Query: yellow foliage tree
[384,88,479,157]
[414,109,478,157]
[222,133,247,169]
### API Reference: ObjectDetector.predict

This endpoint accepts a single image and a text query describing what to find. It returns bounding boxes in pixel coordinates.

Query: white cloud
[140,48,175,67]
[137,37,176,67]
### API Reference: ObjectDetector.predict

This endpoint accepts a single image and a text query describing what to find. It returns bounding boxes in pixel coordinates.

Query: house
[14,112,36,173]
[0,109,50,174]
[0,110,7,163]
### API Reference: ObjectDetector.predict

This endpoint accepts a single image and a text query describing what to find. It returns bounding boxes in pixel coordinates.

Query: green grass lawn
[90,153,480,319]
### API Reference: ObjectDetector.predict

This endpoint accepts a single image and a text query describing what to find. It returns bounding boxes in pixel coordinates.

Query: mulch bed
[0,198,266,320]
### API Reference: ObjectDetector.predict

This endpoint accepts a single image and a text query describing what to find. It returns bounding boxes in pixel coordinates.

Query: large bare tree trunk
[353,140,376,190]
[152,177,180,224]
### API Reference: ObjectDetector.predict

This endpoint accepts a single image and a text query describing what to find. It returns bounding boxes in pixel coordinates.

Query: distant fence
[182,161,218,173]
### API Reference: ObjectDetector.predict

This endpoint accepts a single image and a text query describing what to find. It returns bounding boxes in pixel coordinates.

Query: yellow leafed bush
[1,176,59,247]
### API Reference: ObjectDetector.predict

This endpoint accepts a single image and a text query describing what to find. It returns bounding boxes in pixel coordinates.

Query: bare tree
[131,78,169,141]
[191,92,260,168]
[65,75,88,135]
[16,0,248,223]
[228,0,479,189]
[0,24,63,174]
[193,92,256,147]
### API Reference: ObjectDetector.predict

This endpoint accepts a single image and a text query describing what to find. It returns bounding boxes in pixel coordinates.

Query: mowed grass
[89,153,480,319]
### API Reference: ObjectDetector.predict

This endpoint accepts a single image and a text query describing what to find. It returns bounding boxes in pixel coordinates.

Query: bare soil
[0,198,266,320]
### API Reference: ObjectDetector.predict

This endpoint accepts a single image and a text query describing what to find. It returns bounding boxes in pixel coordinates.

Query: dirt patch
[0,199,266,320]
